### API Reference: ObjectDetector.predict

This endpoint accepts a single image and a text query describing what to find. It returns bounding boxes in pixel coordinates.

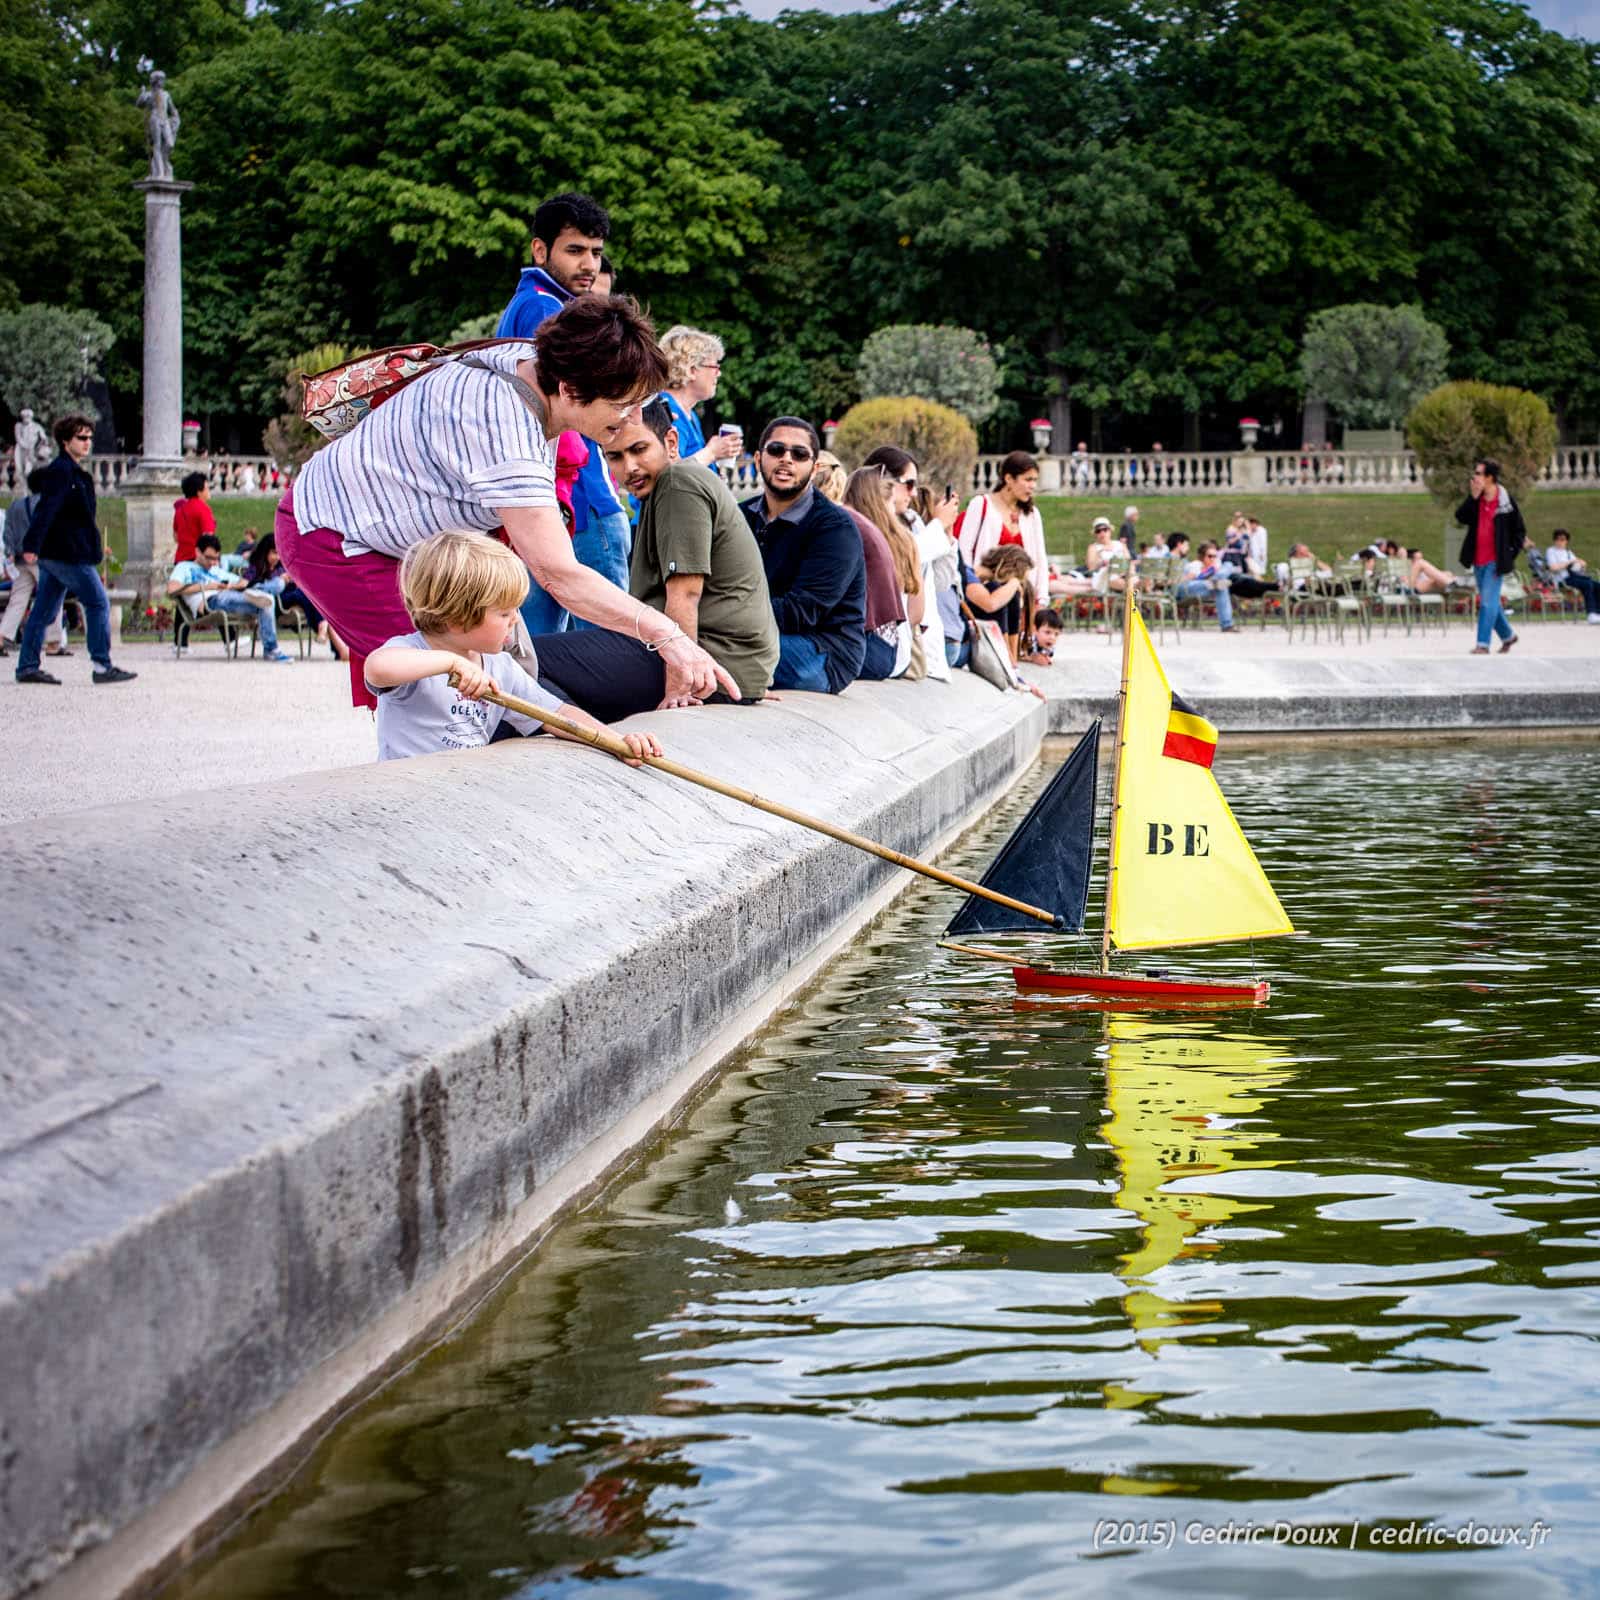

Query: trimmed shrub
[832,396,978,495]
[857,324,999,425]
[1405,381,1557,504]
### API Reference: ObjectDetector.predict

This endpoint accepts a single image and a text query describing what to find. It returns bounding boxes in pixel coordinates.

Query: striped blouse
[295,342,558,559]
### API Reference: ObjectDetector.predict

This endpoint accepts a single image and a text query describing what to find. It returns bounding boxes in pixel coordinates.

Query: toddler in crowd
[364,531,661,765]
[1021,607,1062,666]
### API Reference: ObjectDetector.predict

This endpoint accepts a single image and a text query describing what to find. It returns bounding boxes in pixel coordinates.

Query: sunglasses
[898,476,918,488]
[763,442,813,462]
[73,431,93,440]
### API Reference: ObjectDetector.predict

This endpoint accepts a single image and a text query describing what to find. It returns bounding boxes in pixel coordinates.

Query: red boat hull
[1012,965,1270,1006]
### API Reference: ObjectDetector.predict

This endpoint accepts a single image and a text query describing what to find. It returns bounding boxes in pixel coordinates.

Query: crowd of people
[5,192,1598,713]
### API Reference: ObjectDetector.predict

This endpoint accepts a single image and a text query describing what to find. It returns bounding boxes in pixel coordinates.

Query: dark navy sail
[945,720,1100,936]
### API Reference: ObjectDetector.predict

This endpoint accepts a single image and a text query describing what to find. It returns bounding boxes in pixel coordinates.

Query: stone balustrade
[9,446,1600,504]
[1,453,284,497]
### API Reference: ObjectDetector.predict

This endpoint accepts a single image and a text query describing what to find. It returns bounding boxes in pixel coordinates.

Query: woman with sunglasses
[13,414,136,685]
[861,445,960,681]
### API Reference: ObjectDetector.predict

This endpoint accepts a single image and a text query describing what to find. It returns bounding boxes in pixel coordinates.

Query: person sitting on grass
[1543,529,1600,622]
[364,531,662,765]
[1021,607,1062,666]
[1175,540,1236,632]
[167,533,295,662]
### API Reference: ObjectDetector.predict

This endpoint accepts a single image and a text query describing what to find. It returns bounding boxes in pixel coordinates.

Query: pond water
[174,738,1600,1600]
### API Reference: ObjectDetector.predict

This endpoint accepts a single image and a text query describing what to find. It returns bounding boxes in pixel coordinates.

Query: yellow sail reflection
[1108,610,1294,950]
[1100,1016,1295,1434]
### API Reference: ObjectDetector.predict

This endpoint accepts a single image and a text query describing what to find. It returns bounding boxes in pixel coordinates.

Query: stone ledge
[0,678,1043,1600]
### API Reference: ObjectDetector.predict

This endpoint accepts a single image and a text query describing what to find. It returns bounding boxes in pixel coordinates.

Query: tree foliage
[1406,381,1557,503]
[6,0,1600,453]
[1300,304,1449,430]
[858,325,999,426]
[0,303,116,423]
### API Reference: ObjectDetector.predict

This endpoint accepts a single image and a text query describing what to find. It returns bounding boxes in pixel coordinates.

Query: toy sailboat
[942,609,1294,1004]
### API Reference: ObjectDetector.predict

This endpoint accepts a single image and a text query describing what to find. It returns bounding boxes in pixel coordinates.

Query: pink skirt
[275,485,411,710]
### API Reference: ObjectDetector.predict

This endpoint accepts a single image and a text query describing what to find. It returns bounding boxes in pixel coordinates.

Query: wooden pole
[1100,602,1136,972]
[477,684,1065,929]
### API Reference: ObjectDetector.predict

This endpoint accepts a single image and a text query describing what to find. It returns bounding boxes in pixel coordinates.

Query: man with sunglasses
[739,418,865,693]
[14,414,136,685]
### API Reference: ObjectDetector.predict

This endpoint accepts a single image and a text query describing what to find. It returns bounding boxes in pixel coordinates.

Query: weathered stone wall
[0,681,1043,1599]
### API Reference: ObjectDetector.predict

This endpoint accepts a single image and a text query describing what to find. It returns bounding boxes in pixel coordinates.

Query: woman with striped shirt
[277,295,738,709]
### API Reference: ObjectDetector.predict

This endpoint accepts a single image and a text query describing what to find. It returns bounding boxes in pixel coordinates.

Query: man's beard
[765,466,814,503]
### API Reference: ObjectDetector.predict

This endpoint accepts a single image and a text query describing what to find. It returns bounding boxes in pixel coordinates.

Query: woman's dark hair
[998,450,1038,483]
[52,413,93,446]
[532,192,610,249]
[181,471,207,498]
[534,294,668,404]
[243,530,277,585]
[979,545,1033,582]
[862,444,916,479]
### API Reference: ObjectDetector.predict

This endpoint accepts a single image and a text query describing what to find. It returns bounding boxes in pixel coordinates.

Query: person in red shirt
[171,471,215,564]
[1455,457,1525,654]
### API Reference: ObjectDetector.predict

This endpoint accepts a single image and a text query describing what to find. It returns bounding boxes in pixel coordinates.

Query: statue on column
[136,69,180,181]
[13,408,50,488]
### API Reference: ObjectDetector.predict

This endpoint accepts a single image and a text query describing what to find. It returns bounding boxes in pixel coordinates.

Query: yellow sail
[1108,611,1294,950]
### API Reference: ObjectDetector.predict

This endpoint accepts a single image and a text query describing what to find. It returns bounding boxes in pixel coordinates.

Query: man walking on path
[1455,458,1524,654]
[495,192,632,634]
[14,415,135,685]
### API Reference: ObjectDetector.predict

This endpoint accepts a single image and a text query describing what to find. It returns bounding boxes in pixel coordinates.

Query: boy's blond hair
[399,532,529,635]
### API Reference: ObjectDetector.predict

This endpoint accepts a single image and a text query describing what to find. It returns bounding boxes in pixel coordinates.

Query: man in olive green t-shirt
[604,399,779,704]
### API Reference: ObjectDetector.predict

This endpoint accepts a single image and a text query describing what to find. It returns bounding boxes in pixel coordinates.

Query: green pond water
[175,739,1600,1600]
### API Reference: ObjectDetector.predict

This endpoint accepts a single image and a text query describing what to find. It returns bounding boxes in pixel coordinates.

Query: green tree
[858,325,999,426]
[1300,304,1449,430]
[1405,380,1557,504]
[0,303,116,422]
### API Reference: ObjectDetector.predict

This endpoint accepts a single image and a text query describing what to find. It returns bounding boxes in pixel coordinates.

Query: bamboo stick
[475,683,1065,928]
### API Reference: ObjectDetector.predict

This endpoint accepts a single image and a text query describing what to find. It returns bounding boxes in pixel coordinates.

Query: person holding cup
[658,326,742,472]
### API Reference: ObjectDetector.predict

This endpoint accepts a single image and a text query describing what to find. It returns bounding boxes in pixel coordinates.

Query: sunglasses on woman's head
[763,442,813,461]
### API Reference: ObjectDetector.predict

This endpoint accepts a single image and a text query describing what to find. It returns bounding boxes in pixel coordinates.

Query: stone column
[122,176,195,603]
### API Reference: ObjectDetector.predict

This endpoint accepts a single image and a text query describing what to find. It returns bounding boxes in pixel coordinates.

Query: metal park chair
[1131,555,1179,644]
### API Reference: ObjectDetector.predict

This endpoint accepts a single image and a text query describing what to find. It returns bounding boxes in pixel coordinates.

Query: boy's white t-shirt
[369,632,566,761]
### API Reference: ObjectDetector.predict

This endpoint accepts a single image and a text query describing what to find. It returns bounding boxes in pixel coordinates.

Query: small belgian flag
[1162,692,1218,768]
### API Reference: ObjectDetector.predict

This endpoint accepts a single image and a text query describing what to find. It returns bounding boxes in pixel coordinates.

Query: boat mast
[1100,597,1136,973]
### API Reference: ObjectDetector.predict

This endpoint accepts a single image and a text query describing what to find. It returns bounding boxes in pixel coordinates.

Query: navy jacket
[741,489,866,692]
[1455,488,1525,578]
[23,452,101,566]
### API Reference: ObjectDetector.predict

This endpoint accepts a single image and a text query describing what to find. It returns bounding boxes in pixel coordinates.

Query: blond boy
[364,532,661,764]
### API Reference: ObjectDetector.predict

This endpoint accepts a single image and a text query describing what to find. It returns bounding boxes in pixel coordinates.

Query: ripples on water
[176,740,1600,1600]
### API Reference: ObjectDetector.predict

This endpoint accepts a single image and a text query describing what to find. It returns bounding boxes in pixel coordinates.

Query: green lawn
[8,489,1600,575]
[1036,491,1600,572]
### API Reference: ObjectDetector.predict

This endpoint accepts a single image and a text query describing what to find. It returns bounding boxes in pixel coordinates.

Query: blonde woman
[658,325,740,469]
[814,456,902,680]
[844,466,925,679]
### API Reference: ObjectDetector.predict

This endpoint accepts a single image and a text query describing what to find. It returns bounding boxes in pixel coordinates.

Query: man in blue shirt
[495,191,632,636]
[739,417,865,693]
[167,534,294,661]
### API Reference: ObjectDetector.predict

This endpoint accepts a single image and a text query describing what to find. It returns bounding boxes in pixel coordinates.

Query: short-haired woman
[657,325,741,470]
[277,295,735,709]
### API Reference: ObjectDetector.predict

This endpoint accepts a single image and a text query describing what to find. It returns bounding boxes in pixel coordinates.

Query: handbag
[903,621,928,682]
[299,338,530,441]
